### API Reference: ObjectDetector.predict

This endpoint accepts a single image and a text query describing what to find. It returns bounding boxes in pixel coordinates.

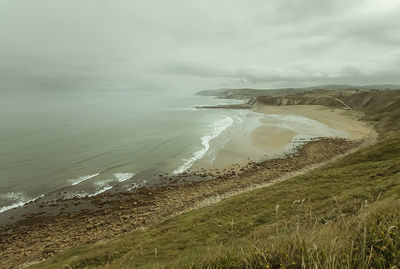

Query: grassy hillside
[337,90,400,135]
[32,89,400,268]
[33,134,400,268]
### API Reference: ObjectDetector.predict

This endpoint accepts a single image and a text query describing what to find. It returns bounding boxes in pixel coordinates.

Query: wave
[70,173,135,198]
[88,186,113,197]
[94,178,115,187]
[0,193,45,214]
[173,116,234,174]
[68,173,100,186]
[127,179,148,191]
[66,186,113,199]
[114,173,135,182]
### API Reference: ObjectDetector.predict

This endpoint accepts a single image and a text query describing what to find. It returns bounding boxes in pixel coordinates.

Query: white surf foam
[66,173,135,199]
[127,179,148,191]
[88,186,113,197]
[114,173,135,182]
[69,173,100,186]
[66,185,113,198]
[0,193,45,214]
[94,178,115,187]
[173,116,234,175]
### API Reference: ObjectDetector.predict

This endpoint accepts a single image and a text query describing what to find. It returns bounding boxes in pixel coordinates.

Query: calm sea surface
[0,89,245,212]
[0,89,346,213]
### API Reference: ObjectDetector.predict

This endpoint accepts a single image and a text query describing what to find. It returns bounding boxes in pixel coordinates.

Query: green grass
[32,134,400,269]
[200,200,400,268]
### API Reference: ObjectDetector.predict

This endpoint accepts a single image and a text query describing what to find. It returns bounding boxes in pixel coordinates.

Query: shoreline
[0,104,372,216]
[0,105,377,268]
[193,104,375,172]
[253,105,373,140]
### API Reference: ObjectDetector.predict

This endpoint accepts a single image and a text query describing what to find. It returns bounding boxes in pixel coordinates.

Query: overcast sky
[1,0,400,92]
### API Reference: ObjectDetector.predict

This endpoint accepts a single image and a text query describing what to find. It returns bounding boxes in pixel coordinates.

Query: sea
[0,88,249,213]
[0,88,346,214]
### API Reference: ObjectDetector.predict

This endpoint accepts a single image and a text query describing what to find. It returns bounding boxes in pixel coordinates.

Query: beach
[253,105,373,140]
[0,104,377,268]
[194,104,376,171]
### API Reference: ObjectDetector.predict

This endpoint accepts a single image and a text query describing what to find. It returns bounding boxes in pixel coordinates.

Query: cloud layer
[1,0,400,91]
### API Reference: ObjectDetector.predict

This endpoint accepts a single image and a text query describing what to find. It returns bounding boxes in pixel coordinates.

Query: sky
[1,0,400,92]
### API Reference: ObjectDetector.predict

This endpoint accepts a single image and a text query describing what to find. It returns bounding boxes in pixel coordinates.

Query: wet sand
[251,126,297,148]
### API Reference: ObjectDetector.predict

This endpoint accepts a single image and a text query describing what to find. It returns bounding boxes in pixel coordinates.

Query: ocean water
[0,89,349,214]
[0,89,246,213]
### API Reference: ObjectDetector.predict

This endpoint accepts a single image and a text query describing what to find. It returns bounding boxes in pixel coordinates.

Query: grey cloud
[161,49,400,87]
[1,0,400,91]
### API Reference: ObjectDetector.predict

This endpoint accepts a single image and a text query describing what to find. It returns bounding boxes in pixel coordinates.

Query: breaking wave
[68,173,100,186]
[0,192,45,213]
[173,116,234,174]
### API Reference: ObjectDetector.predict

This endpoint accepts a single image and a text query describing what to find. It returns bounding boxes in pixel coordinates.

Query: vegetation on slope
[33,134,400,269]
[32,89,400,268]
[338,90,400,135]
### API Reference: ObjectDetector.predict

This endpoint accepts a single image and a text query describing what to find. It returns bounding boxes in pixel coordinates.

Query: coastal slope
[33,133,400,269]
[26,88,400,269]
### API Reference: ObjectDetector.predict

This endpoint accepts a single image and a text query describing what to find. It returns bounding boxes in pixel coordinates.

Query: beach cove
[192,104,373,170]
[0,101,377,268]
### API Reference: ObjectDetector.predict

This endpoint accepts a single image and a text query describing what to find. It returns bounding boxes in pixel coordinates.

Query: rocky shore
[0,137,361,268]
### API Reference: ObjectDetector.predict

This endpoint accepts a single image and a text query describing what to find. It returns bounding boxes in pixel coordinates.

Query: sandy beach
[253,105,374,140]
[196,105,376,171]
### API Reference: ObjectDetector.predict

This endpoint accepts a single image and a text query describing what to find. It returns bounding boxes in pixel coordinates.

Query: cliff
[196,84,400,100]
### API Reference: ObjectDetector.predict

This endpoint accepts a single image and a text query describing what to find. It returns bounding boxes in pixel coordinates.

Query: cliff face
[196,85,400,100]
[253,90,400,110]
[251,96,343,107]
[196,88,307,99]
